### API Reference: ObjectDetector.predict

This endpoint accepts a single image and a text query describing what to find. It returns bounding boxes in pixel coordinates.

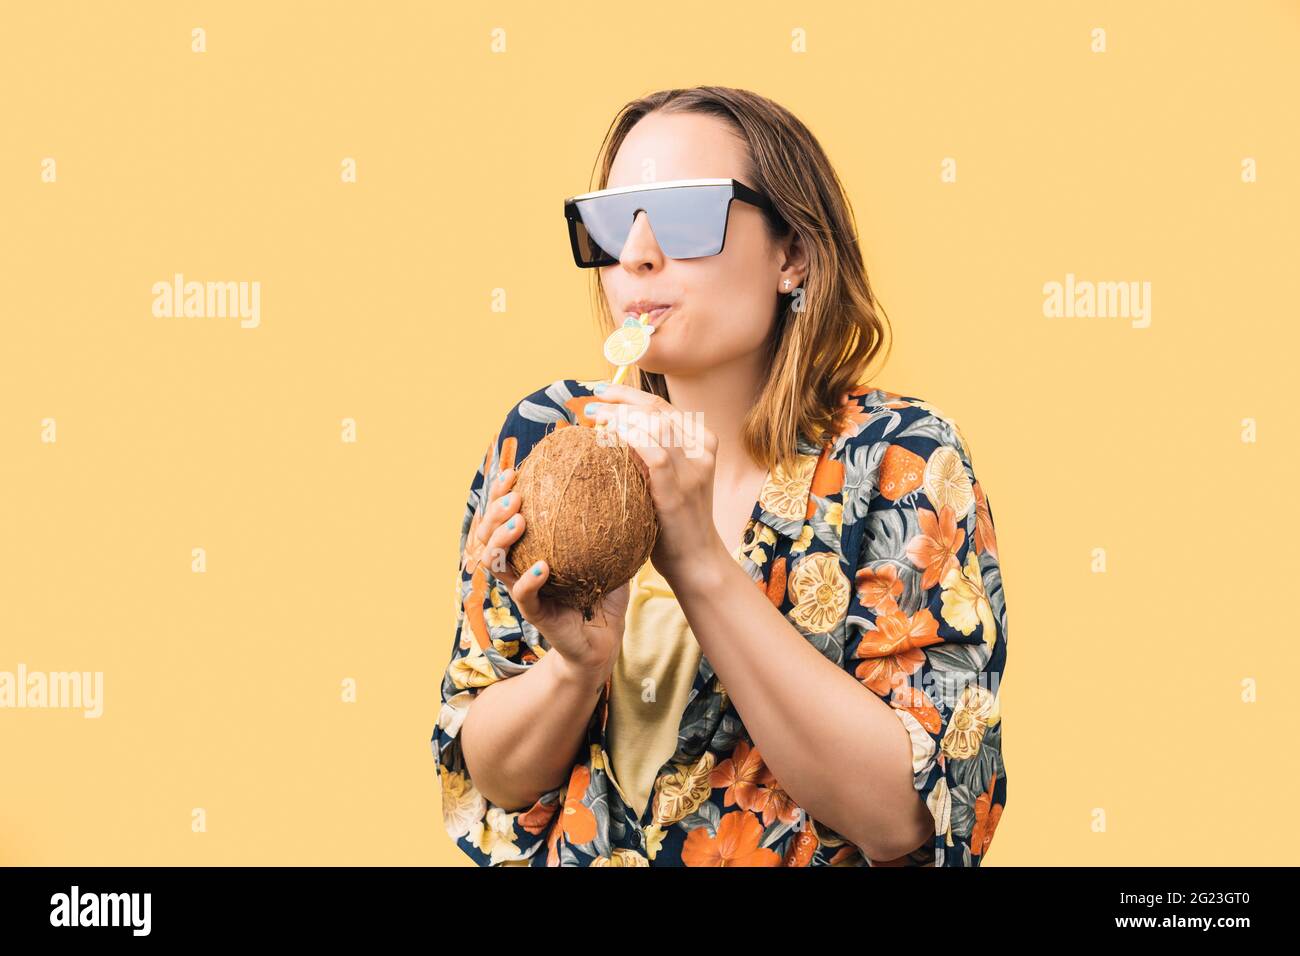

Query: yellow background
[1,0,1296,865]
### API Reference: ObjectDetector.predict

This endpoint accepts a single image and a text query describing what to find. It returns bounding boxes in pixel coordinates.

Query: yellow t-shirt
[604,547,744,821]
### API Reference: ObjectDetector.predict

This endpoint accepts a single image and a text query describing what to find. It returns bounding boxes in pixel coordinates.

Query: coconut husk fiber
[506,423,658,622]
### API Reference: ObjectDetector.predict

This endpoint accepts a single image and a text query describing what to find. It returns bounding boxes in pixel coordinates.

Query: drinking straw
[595,311,650,432]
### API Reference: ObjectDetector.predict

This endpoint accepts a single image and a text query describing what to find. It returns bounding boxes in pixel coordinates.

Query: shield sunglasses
[563,177,783,269]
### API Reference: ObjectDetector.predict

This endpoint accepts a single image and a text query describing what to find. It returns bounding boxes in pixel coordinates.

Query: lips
[624,302,674,326]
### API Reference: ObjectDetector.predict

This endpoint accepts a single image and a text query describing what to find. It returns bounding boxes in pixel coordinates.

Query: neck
[662,349,767,486]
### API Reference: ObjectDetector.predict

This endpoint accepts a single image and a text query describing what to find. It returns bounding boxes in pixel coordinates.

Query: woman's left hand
[584,384,722,582]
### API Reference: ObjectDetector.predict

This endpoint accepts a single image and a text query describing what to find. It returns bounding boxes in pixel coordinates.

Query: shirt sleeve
[430,415,569,867]
[843,420,1008,867]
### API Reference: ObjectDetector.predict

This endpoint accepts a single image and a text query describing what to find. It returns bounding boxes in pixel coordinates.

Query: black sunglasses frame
[562,177,784,269]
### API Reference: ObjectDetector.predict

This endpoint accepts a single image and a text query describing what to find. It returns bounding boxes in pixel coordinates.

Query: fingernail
[501,494,511,507]
[593,383,608,394]
[584,402,600,415]
[532,562,543,575]
[507,518,516,530]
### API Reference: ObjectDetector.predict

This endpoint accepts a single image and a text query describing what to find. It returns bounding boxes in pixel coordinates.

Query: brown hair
[584,85,892,477]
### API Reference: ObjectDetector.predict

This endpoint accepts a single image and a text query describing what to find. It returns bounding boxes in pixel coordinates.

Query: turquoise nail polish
[507,518,516,530]
[584,402,599,415]
[501,494,510,507]
[532,563,543,575]
[593,383,608,394]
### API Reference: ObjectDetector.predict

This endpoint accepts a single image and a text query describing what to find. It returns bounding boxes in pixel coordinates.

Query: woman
[433,86,1008,867]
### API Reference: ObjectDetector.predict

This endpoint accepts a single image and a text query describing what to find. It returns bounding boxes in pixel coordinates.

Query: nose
[617,209,664,271]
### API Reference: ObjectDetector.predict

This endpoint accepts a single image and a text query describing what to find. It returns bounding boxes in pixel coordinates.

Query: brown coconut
[507,422,658,622]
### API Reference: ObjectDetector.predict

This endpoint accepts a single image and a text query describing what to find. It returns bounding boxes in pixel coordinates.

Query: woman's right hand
[471,464,630,691]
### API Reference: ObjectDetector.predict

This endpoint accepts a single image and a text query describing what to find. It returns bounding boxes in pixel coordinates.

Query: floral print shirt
[433,378,1009,867]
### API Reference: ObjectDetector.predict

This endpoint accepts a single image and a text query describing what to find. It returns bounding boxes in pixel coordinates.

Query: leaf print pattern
[433,379,1008,866]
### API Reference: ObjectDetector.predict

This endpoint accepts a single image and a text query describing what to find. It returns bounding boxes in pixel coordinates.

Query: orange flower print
[712,740,800,826]
[517,794,560,837]
[711,740,775,812]
[560,765,596,845]
[461,433,518,649]
[828,844,867,866]
[855,562,904,614]
[461,432,507,576]
[765,556,787,608]
[853,643,926,698]
[907,504,964,590]
[681,811,782,867]
[461,565,492,652]
[562,394,600,427]
[545,810,564,867]
[889,684,943,735]
[756,784,802,828]
[853,605,944,658]
[833,392,873,442]
[462,503,485,576]
[809,445,846,508]
[971,769,1003,857]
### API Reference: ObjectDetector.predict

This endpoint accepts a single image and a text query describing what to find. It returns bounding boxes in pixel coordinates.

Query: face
[598,111,805,376]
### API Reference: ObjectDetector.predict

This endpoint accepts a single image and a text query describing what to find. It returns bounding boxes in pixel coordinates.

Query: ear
[780,228,810,284]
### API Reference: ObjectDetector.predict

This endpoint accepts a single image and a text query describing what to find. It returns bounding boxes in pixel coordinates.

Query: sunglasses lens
[570,184,732,267]
[647,184,731,258]
[571,196,628,266]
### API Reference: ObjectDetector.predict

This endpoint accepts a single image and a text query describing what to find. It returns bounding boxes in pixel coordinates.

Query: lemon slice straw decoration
[596,311,654,432]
